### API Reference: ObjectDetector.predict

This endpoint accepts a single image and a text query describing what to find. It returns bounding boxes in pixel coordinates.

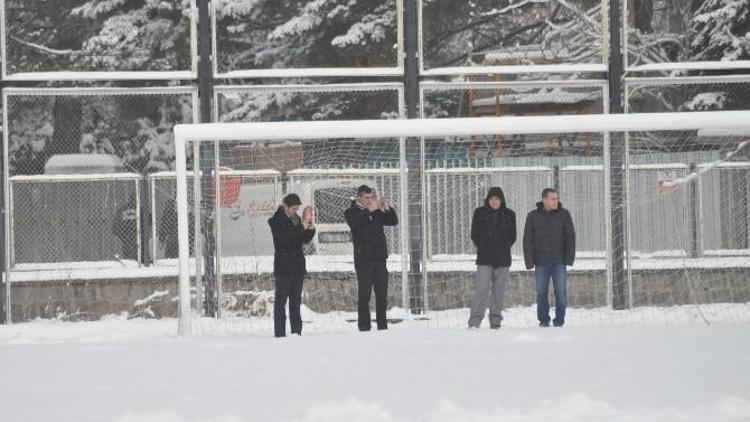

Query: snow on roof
[471,91,599,106]
[697,127,750,137]
[288,168,400,175]
[426,166,552,174]
[628,60,750,72]
[483,44,573,62]
[421,63,607,76]
[45,154,126,175]
[11,173,141,182]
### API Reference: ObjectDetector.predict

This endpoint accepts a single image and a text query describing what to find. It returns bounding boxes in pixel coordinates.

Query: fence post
[0,79,7,324]
[404,0,424,314]
[689,163,700,258]
[139,176,151,266]
[609,0,628,309]
[197,0,217,316]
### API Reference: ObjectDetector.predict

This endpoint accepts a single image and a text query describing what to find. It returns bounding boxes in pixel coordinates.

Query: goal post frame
[174,111,750,335]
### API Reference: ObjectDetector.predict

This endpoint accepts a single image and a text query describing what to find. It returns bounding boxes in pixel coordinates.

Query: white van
[289,177,375,256]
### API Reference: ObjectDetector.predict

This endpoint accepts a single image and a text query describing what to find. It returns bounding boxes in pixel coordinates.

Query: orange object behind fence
[211,167,242,207]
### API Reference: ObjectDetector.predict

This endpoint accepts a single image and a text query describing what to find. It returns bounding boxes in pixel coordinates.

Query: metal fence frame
[419,79,611,116]
[2,0,750,325]
[621,0,750,73]
[0,0,199,81]
[210,0,405,79]
[418,79,612,309]
[213,83,407,122]
[417,0,609,76]
[697,161,750,255]
[624,74,750,112]
[8,173,143,267]
[1,86,199,322]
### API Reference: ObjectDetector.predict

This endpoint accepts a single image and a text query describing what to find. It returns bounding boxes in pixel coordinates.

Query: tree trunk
[50,97,83,155]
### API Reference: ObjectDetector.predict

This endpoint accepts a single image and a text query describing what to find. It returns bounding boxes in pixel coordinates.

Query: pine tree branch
[9,35,76,56]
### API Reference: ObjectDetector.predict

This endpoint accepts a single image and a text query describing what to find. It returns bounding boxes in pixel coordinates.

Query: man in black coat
[344,185,398,331]
[112,200,139,260]
[523,188,576,327]
[158,199,195,259]
[469,187,516,329]
[268,193,315,337]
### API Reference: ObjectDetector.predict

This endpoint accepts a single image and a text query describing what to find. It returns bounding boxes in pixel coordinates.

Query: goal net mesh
[176,114,750,336]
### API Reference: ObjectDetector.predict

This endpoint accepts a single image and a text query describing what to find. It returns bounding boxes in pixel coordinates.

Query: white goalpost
[174,111,750,336]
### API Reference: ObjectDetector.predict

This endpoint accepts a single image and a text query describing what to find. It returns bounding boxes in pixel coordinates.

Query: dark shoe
[539,320,550,327]
[490,323,502,329]
[553,321,564,327]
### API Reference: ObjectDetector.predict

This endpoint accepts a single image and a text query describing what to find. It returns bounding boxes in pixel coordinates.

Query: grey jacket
[523,201,576,269]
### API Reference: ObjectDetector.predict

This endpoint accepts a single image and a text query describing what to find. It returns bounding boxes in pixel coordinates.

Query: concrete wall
[7,267,750,322]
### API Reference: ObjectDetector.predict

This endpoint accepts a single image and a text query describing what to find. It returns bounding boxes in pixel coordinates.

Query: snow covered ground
[1,307,749,422]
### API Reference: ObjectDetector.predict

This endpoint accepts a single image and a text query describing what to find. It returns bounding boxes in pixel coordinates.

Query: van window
[314,187,355,224]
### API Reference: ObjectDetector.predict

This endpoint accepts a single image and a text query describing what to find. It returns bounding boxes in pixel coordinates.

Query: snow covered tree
[689,0,750,62]
[6,0,192,73]
[5,0,194,174]
[69,0,193,71]
[422,0,602,69]
[215,0,398,71]
[4,0,89,73]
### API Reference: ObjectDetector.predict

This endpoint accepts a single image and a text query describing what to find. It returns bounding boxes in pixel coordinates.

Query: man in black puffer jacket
[469,187,517,329]
[345,185,398,331]
[268,193,316,337]
[523,188,576,327]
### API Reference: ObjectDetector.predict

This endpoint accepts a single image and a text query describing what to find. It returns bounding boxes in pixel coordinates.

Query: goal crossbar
[174,111,750,335]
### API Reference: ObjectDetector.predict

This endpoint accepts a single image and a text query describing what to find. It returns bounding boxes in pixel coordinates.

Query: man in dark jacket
[344,185,398,331]
[268,193,315,337]
[523,188,576,327]
[159,199,195,259]
[112,200,139,260]
[469,187,517,329]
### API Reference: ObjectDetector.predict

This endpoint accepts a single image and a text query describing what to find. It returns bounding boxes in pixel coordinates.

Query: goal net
[174,112,750,336]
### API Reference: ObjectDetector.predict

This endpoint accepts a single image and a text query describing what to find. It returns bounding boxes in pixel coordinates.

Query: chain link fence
[212,0,402,77]
[625,76,750,113]
[0,0,749,326]
[2,87,197,321]
[420,0,606,73]
[2,0,197,78]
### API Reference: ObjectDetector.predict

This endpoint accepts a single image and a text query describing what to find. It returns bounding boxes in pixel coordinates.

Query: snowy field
[1,306,750,422]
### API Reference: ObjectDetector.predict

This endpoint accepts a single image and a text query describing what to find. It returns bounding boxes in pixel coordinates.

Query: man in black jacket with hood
[344,185,398,331]
[523,188,576,327]
[268,193,316,337]
[469,187,517,329]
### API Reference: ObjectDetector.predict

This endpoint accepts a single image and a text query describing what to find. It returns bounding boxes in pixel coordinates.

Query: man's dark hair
[283,193,302,207]
[357,185,373,196]
[542,188,558,199]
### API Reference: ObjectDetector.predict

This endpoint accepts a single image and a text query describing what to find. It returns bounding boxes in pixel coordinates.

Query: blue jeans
[535,263,568,326]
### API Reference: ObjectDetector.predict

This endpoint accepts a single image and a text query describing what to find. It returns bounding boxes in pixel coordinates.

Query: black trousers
[274,273,304,337]
[355,260,388,331]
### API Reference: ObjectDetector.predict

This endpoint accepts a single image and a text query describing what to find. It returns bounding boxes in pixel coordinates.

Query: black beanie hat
[283,193,302,207]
